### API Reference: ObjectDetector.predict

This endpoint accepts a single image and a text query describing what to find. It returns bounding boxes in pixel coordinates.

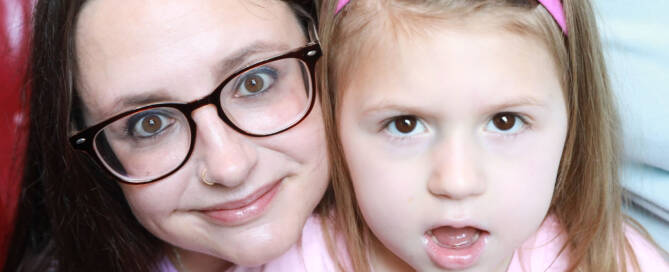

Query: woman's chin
[217,222,302,266]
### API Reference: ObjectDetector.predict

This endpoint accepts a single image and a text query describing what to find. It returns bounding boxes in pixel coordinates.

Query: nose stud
[201,169,215,186]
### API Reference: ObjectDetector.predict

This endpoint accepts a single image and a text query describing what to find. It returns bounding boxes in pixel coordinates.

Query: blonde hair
[318,0,661,271]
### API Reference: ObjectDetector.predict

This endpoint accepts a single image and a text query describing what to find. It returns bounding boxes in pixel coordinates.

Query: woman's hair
[318,0,654,271]
[4,1,323,271]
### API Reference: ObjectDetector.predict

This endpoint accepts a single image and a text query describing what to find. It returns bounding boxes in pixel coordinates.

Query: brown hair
[318,0,659,271]
[4,1,322,271]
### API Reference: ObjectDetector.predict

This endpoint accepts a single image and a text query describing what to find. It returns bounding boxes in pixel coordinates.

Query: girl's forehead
[341,26,563,114]
[74,0,301,122]
[352,24,554,83]
[334,7,559,94]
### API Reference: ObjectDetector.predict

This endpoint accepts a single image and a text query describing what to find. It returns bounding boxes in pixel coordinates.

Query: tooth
[430,229,480,249]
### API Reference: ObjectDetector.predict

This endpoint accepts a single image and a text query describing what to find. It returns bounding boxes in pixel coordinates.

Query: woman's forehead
[74,0,303,122]
[75,0,294,53]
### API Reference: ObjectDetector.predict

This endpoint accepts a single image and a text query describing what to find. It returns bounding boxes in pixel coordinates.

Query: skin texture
[74,0,329,270]
[338,26,568,271]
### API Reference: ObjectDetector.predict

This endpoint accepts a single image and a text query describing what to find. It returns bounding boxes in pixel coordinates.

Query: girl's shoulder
[624,224,668,271]
[507,214,668,272]
[507,214,570,272]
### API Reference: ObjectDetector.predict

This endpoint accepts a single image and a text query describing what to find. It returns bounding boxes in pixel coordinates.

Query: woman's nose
[427,133,486,200]
[191,106,258,188]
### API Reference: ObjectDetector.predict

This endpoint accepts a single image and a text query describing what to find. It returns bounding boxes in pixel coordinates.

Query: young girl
[316,0,668,271]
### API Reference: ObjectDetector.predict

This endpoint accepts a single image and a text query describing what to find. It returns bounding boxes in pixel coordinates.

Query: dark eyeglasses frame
[69,24,321,184]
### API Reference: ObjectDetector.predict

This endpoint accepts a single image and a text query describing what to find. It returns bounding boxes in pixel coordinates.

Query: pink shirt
[161,214,667,271]
[508,215,668,271]
[228,215,347,272]
[159,216,346,272]
[261,214,667,271]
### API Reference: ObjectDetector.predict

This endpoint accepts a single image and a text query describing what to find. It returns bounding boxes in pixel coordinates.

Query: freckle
[408,197,414,203]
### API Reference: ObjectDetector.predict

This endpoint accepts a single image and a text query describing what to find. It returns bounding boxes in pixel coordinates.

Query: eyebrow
[482,96,547,113]
[101,92,173,120]
[361,95,548,117]
[102,41,292,117]
[360,101,437,121]
[215,41,292,78]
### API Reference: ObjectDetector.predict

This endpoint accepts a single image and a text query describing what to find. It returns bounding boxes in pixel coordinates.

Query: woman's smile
[200,179,283,226]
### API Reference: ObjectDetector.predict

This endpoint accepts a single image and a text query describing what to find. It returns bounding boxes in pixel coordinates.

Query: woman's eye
[486,113,525,133]
[386,115,426,136]
[236,68,276,96]
[130,113,172,138]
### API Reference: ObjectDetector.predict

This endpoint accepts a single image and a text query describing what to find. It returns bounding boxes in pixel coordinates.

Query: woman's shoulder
[156,215,345,272]
[234,214,345,272]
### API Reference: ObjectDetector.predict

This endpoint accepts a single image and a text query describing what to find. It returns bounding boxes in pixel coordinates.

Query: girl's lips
[200,181,281,226]
[424,226,488,270]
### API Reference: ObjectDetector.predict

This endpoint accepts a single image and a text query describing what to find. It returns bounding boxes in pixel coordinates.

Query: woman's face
[75,0,328,267]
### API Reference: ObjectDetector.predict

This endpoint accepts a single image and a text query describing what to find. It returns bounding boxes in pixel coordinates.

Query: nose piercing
[200,169,215,186]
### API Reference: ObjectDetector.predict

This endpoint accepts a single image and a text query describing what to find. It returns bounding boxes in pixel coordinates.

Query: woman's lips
[424,226,488,270]
[201,181,281,226]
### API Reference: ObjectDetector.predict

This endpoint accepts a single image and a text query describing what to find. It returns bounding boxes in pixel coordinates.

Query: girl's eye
[386,115,426,136]
[236,68,276,96]
[130,113,172,138]
[486,112,525,133]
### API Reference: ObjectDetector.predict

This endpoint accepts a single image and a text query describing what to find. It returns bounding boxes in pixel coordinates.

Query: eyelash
[124,110,174,139]
[380,115,427,142]
[232,66,279,98]
[378,112,532,141]
[485,112,531,139]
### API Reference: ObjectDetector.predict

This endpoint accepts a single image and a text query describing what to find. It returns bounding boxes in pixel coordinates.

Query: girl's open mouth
[424,226,488,270]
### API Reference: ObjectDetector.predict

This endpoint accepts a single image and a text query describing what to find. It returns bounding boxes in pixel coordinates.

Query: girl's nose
[191,106,258,188]
[427,133,486,200]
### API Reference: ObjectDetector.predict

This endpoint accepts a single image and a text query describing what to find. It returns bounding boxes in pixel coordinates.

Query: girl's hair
[318,0,656,271]
[4,1,325,271]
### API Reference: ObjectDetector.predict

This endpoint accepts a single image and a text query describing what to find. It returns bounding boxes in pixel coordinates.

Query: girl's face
[75,0,328,268]
[338,27,568,271]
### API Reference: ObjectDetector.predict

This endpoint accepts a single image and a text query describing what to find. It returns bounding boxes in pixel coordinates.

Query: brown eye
[395,116,417,133]
[141,115,162,133]
[131,113,170,137]
[243,74,264,93]
[492,113,516,131]
[237,69,276,96]
[390,116,418,134]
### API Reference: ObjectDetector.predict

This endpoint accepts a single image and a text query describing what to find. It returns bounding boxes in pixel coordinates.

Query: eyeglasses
[70,39,321,184]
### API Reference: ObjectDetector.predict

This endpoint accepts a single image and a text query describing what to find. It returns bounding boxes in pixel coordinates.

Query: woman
[5,0,331,271]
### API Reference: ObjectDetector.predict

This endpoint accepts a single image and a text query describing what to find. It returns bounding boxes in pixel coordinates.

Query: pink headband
[335,0,567,34]
[538,0,567,34]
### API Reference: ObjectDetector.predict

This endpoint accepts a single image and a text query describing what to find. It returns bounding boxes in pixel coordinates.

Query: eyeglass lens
[92,58,312,182]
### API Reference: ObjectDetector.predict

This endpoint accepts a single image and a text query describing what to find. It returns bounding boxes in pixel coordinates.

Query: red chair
[0,0,32,267]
